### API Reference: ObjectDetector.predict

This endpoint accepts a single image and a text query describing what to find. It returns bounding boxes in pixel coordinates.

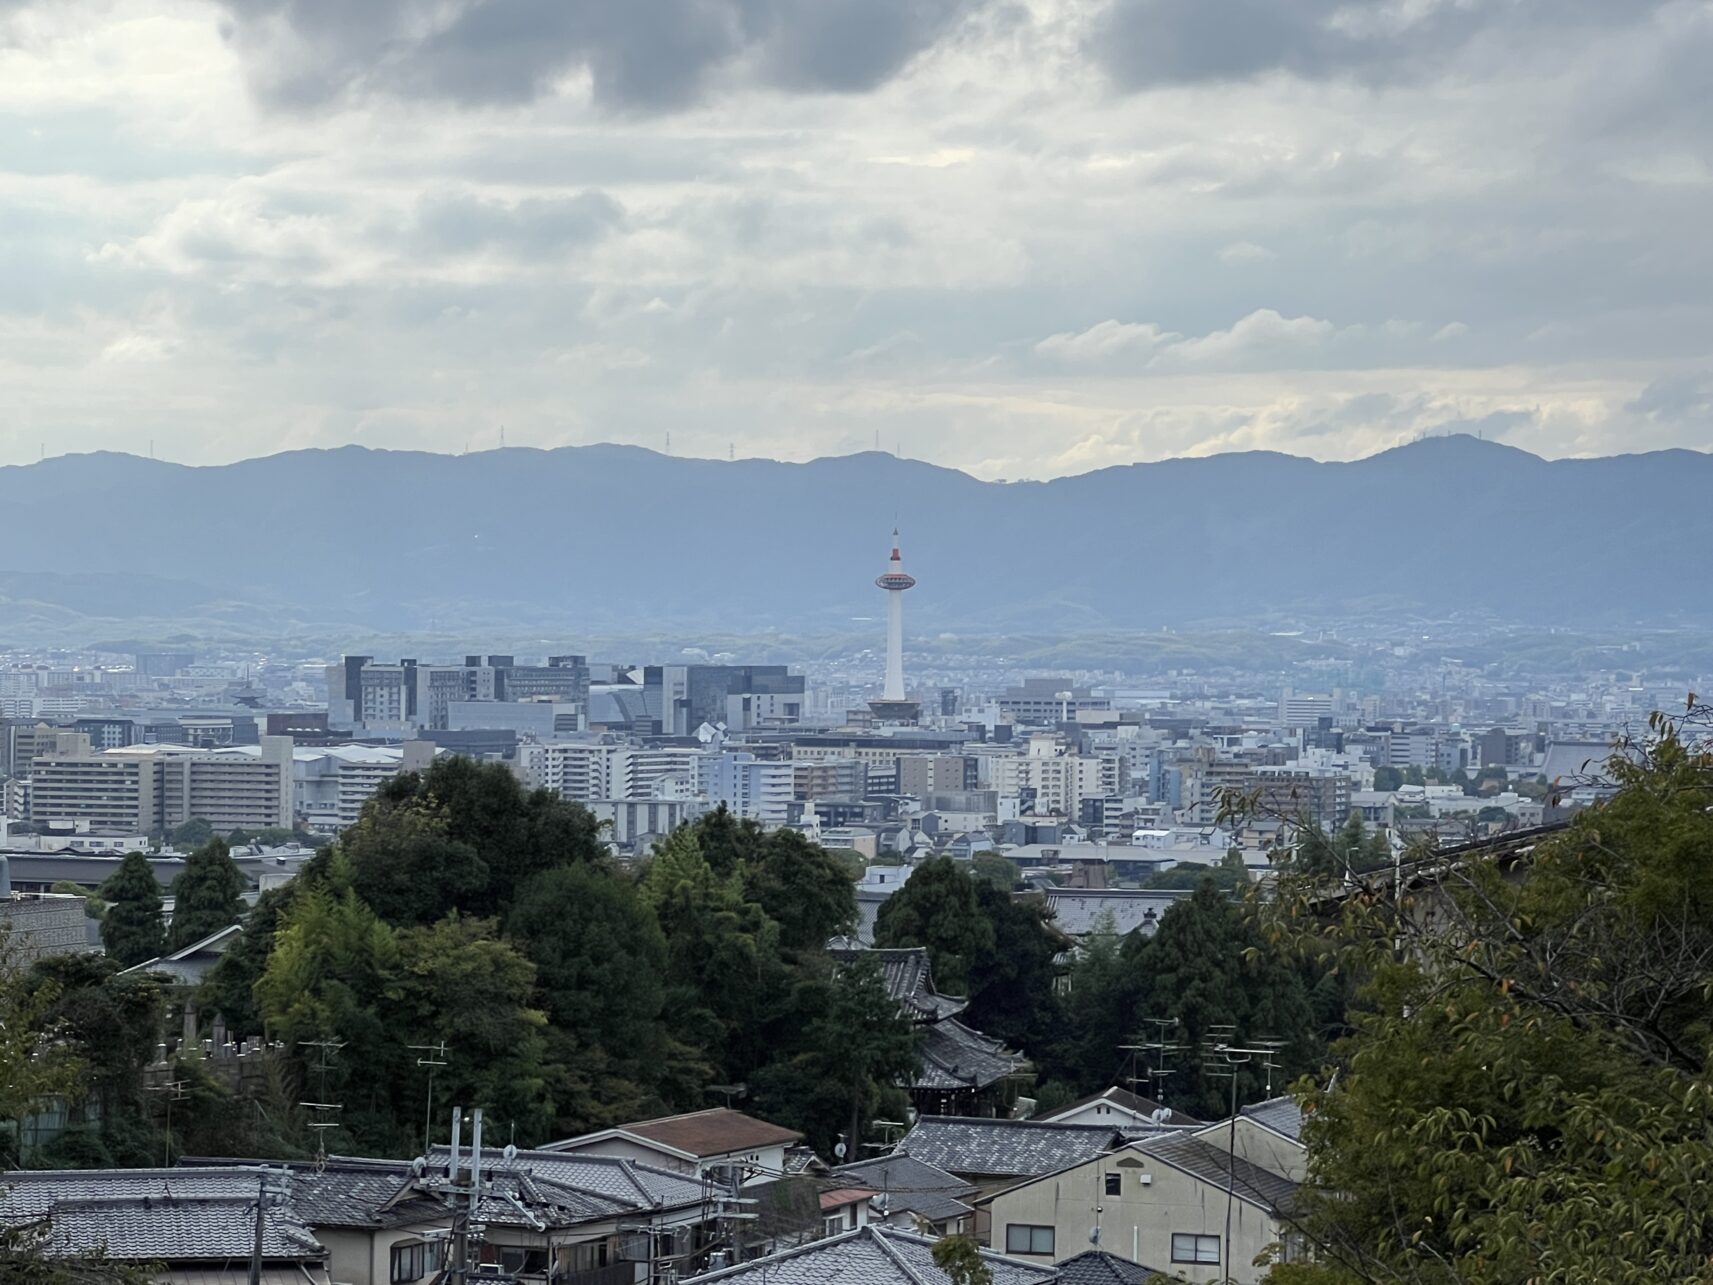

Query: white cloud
[1157,309,1338,369]
[1035,319,1179,363]
[1219,240,1274,264]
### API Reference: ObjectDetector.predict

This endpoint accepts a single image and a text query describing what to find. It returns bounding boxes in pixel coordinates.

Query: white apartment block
[704,752,794,825]
[516,740,707,804]
[25,738,294,833]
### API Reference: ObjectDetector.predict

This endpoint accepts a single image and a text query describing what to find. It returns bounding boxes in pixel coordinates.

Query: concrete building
[22,738,294,833]
[290,742,436,833]
[705,751,794,824]
[998,680,1112,726]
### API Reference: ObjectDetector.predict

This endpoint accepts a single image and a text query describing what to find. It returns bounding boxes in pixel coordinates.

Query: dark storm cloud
[216,0,979,110]
[1088,0,1680,90]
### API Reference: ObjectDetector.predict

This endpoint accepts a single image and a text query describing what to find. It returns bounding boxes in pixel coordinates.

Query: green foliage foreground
[1266,706,1713,1284]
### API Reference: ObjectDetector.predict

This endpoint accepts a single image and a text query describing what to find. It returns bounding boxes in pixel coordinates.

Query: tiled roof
[0,1168,269,1222]
[1043,890,1191,938]
[39,1196,323,1263]
[829,947,969,1021]
[832,1154,976,1224]
[899,1117,1119,1178]
[582,1108,802,1158]
[683,1224,1059,1285]
[1054,1250,1162,1285]
[1133,1133,1299,1214]
[427,1146,710,1211]
[1038,1086,1202,1128]
[1239,1096,1304,1142]
[178,1155,435,1230]
[915,1018,1028,1091]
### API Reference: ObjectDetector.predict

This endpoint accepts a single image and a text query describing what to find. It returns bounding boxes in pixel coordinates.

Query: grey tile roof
[1055,1250,1163,1285]
[1043,890,1191,938]
[177,1155,439,1230]
[40,1196,324,1263]
[832,1154,977,1224]
[0,1167,270,1222]
[829,947,969,1022]
[1239,1096,1304,1143]
[915,1018,1029,1091]
[683,1224,1059,1285]
[1133,1133,1299,1214]
[899,1117,1119,1178]
[424,1145,710,1227]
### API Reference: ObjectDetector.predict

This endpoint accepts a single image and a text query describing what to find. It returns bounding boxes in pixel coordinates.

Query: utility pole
[1202,1028,1279,1278]
[147,1077,188,1167]
[297,1039,346,1163]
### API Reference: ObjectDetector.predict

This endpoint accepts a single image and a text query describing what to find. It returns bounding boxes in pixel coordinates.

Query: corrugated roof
[607,1108,802,1158]
[682,1225,1058,1285]
[899,1117,1119,1178]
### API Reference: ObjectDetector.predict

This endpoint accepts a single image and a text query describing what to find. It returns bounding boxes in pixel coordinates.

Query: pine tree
[166,838,246,951]
[99,853,165,967]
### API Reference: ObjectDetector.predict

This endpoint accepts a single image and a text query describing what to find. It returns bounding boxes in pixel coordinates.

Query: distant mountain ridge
[0,436,1704,636]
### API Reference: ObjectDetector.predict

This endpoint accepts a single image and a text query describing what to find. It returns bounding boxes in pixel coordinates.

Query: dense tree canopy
[1264,707,1713,1283]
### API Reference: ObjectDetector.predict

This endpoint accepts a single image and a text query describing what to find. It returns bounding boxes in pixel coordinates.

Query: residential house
[0,1166,332,1285]
[832,1153,979,1237]
[539,1108,802,1188]
[681,1224,1061,1285]
[976,1098,1307,1285]
[1055,1249,1166,1285]
[1036,1087,1201,1136]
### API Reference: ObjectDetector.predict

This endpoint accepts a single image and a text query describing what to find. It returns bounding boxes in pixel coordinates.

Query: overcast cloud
[0,0,1708,477]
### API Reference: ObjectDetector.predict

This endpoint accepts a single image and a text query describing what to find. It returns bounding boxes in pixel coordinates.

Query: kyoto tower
[869,529,921,724]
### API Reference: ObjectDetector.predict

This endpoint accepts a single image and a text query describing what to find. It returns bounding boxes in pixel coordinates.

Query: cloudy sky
[1,0,1708,478]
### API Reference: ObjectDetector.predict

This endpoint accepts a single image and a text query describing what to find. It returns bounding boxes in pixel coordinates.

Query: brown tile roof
[623,1109,802,1158]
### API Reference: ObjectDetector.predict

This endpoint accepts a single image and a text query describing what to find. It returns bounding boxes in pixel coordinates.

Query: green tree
[201,882,299,1037]
[99,853,165,967]
[392,915,553,1145]
[963,883,1062,1054]
[1372,765,1403,792]
[342,795,488,927]
[166,838,246,950]
[872,856,994,994]
[931,1235,993,1285]
[168,817,215,850]
[740,829,856,954]
[506,862,687,1129]
[1128,883,1317,1118]
[0,1220,157,1284]
[1140,847,1251,891]
[1047,913,1137,1093]
[50,880,106,920]
[970,852,1017,892]
[1265,707,1713,1284]
[0,937,84,1166]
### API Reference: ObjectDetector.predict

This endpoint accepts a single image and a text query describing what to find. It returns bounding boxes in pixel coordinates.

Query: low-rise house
[1054,1248,1164,1285]
[1036,1086,1201,1135]
[0,1166,332,1284]
[832,1153,978,1236]
[123,923,243,984]
[681,1224,1061,1285]
[976,1098,1307,1285]
[540,1108,802,1188]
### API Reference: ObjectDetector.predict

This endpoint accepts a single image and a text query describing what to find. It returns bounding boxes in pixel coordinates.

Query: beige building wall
[982,1149,1284,1285]
[1196,1118,1307,1184]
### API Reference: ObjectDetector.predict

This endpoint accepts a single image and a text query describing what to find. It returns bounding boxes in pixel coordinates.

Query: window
[1005,1225,1055,1255]
[390,1242,428,1283]
[1104,1173,1122,1196]
[1172,1234,1220,1265]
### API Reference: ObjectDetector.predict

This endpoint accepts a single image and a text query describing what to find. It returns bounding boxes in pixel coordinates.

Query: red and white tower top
[875,529,917,592]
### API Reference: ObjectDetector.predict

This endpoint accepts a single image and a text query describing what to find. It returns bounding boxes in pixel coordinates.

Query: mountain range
[0,435,1703,641]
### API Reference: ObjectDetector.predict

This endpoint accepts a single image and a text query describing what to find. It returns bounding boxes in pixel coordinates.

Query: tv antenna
[297,1039,347,1164]
[1201,1028,1283,1275]
[147,1076,189,1167]
[409,1041,451,1155]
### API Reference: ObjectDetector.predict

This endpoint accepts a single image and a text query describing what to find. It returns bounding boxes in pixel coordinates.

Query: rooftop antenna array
[1119,1016,1185,1100]
[297,1038,347,1165]
[1201,1027,1282,1278]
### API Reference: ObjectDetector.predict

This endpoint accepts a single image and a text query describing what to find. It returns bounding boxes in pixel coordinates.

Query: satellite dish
[1089,1226,1102,1244]
[410,1157,427,1177]
[502,1144,518,1161]
[833,1141,847,1160]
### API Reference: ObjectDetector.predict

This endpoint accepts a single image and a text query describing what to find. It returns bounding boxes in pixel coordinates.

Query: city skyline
[0,1,1708,478]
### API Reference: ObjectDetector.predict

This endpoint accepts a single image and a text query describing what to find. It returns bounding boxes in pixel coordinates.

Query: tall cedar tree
[166,838,246,951]
[99,852,165,967]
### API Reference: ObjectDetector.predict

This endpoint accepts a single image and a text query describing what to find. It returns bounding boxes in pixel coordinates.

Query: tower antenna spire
[868,529,919,726]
